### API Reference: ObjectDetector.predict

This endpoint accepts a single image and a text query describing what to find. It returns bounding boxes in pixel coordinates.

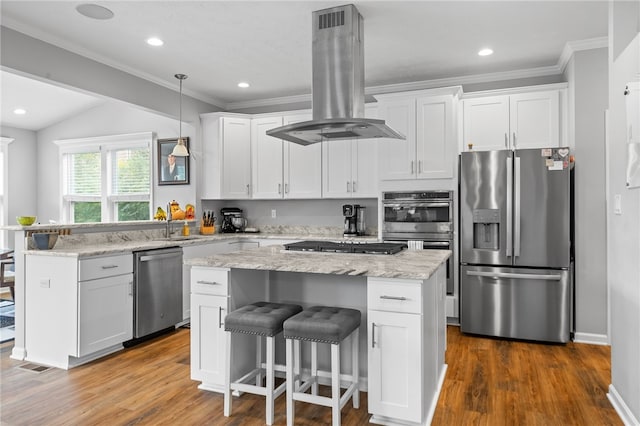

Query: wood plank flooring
[0,326,621,425]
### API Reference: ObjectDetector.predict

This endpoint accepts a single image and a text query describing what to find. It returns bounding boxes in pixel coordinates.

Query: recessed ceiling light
[238,82,250,88]
[13,108,26,115]
[147,37,164,47]
[478,48,494,57]
[76,3,114,20]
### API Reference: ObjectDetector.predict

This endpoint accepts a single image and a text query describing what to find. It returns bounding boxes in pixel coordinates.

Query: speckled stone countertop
[22,229,378,258]
[186,245,451,280]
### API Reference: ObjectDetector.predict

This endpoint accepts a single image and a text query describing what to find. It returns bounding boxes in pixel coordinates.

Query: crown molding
[558,36,608,73]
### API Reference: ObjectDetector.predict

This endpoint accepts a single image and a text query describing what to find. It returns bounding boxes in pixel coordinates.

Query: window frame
[55,132,153,223]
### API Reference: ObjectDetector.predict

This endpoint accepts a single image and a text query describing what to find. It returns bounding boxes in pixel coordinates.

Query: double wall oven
[382,191,454,295]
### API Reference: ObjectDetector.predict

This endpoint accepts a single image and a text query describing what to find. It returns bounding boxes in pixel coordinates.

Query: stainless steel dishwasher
[133,246,183,339]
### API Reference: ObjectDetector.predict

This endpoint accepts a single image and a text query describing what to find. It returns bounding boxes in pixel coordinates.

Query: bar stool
[224,301,303,425]
[283,306,361,426]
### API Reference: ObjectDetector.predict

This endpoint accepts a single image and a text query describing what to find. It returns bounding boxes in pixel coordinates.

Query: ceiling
[1,1,608,131]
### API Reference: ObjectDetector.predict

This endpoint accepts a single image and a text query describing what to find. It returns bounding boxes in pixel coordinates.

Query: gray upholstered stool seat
[283,306,361,426]
[224,301,302,425]
[283,305,361,344]
[225,301,303,336]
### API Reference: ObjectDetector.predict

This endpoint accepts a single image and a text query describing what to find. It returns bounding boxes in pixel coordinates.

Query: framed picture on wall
[158,137,189,185]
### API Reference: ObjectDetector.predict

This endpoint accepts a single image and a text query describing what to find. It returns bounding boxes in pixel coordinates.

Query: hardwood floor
[0,326,621,425]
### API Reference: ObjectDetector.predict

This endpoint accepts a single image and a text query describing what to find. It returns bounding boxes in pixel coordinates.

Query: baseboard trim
[573,332,609,345]
[607,384,640,426]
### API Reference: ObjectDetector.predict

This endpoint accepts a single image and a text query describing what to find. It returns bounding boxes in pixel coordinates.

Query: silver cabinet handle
[504,133,508,149]
[196,280,222,285]
[352,181,357,192]
[218,306,225,328]
[513,132,517,148]
[101,265,118,269]
[371,322,376,348]
[379,295,407,301]
[278,183,282,194]
[285,183,289,194]
[410,160,414,174]
[246,184,250,195]
[418,160,422,173]
[128,280,133,296]
[347,181,351,192]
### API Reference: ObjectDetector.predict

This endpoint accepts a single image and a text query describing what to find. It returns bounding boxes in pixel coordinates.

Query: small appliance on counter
[342,204,366,236]
[220,207,247,233]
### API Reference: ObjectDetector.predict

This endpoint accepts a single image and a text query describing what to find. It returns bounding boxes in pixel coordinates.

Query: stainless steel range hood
[266,4,405,146]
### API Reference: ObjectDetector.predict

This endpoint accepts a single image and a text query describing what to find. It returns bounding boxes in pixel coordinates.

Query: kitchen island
[187,245,450,426]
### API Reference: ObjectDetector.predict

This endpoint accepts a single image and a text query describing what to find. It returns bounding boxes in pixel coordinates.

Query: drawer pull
[219,307,225,328]
[197,280,221,285]
[101,265,119,269]
[379,295,407,301]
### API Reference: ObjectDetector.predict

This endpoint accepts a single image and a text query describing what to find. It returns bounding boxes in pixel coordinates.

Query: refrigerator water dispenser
[473,209,500,250]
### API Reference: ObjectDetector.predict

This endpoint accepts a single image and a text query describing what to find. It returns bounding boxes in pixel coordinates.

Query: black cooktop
[283,241,407,255]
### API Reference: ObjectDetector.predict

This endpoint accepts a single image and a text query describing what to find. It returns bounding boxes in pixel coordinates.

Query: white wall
[0,126,37,248]
[607,1,640,423]
[36,102,197,223]
[564,48,609,339]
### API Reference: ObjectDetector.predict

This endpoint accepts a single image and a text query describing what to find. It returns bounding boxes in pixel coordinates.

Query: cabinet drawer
[79,254,133,281]
[368,278,423,314]
[191,267,229,296]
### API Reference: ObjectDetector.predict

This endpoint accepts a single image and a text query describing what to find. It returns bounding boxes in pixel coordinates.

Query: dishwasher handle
[139,252,182,262]
[466,271,562,281]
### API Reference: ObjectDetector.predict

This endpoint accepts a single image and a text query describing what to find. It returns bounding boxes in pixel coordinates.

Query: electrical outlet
[271,209,277,218]
[614,194,622,215]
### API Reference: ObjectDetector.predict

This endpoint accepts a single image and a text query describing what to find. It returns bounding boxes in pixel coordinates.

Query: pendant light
[172,73,189,156]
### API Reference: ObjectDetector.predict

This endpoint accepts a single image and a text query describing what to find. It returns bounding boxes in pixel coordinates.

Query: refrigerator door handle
[506,157,513,257]
[466,271,562,281]
[514,156,521,257]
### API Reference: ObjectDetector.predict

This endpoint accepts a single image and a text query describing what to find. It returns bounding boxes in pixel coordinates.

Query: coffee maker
[220,207,246,233]
[343,204,366,236]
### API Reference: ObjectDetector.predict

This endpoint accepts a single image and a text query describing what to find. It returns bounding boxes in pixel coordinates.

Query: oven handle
[382,202,450,208]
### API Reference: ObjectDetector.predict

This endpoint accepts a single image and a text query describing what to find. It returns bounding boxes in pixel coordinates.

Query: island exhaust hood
[266,4,405,146]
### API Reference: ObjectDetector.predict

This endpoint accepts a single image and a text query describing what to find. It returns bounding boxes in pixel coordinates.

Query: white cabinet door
[190,292,228,389]
[322,139,353,197]
[378,98,417,180]
[352,139,379,197]
[252,116,284,199]
[222,117,252,199]
[368,309,422,423]
[462,95,510,151]
[78,273,133,357]
[283,113,321,198]
[509,90,560,149]
[416,95,454,179]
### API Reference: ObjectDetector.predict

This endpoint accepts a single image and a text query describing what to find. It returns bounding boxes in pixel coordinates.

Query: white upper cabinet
[201,114,252,199]
[462,88,563,151]
[251,116,284,199]
[322,105,379,198]
[251,113,321,199]
[377,88,460,181]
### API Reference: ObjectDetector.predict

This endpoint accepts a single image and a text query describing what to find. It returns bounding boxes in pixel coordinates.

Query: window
[56,132,152,223]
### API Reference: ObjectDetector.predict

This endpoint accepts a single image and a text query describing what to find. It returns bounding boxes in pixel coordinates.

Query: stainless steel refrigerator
[459,148,574,343]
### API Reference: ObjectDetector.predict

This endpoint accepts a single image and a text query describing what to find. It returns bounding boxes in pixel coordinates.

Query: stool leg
[266,336,275,425]
[256,335,263,386]
[331,343,341,426]
[223,331,232,417]
[352,328,360,409]
[294,339,301,390]
[311,341,318,395]
[286,338,295,426]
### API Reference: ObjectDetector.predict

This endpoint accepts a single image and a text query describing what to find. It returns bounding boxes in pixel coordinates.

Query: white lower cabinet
[368,309,422,422]
[190,291,228,390]
[78,273,133,357]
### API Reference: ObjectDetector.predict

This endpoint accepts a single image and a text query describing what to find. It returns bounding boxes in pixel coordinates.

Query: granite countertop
[186,245,451,280]
[22,231,378,258]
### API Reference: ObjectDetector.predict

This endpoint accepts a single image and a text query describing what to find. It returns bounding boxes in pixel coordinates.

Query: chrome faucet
[165,203,175,238]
